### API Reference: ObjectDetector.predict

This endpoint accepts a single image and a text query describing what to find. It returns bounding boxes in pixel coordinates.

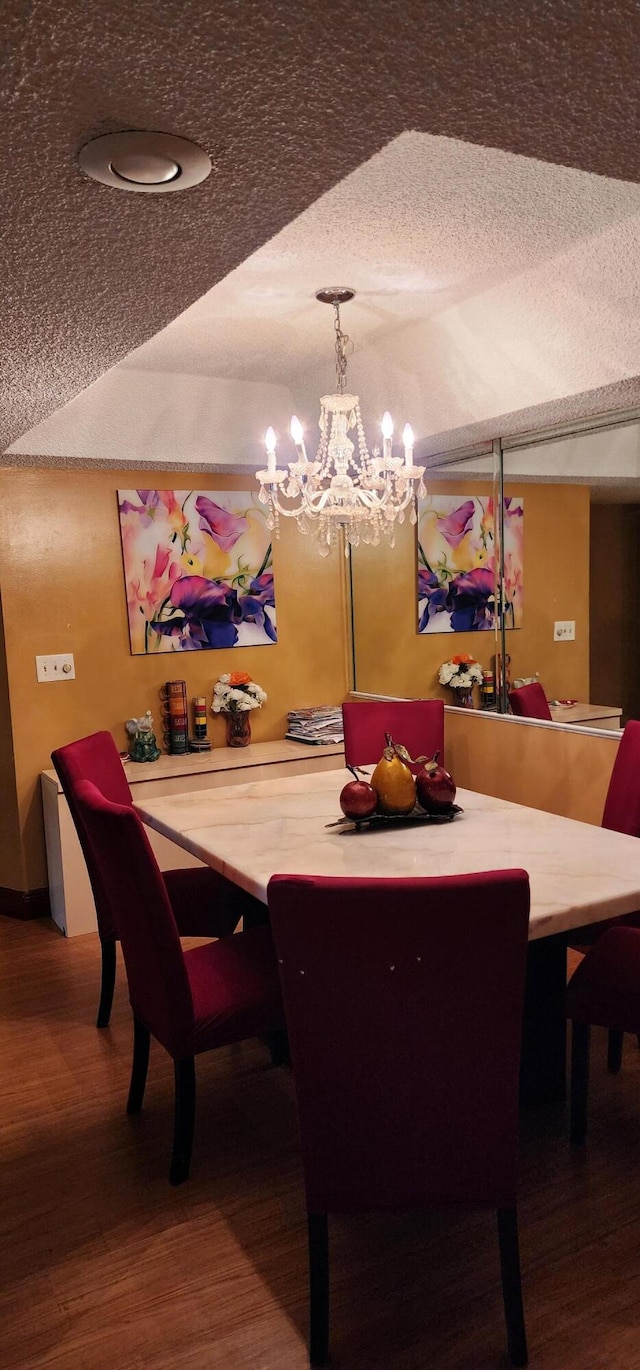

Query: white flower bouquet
[438,654,484,690]
[212,671,267,714]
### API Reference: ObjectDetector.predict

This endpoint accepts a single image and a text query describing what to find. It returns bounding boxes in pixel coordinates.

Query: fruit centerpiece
[336,734,459,829]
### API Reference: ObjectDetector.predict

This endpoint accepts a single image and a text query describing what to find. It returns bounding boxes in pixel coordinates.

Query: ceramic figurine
[125,710,161,763]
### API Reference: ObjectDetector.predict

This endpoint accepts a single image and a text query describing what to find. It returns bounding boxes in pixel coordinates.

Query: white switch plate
[35,653,76,682]
[553,620,576,642]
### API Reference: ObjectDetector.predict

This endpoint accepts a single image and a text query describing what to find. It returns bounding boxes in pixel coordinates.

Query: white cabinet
[41,740,344,936]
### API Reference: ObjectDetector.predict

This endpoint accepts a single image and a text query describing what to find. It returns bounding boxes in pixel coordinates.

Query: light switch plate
[553,621,576,641]
[35,653,76,682]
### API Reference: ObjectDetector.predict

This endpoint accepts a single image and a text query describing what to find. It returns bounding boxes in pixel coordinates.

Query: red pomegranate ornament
[415,751,456,814]
[339,766,378,821]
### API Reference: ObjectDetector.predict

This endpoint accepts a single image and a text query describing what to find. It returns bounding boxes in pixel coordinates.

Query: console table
[41,740,344,936]
[548,702,623,730]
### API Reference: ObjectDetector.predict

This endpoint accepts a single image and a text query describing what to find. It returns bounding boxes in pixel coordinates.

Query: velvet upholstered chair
[52,731,262,1027]
[566,925,640,1144]
[74,779,285,1184]
[508,683,552,721]
[600,719,640,840]
[567,720,640,1071]
[341,699,445,771]
[268,869,531,1367]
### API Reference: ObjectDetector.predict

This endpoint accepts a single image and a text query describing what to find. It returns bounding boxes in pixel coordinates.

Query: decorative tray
[326,804,463,833]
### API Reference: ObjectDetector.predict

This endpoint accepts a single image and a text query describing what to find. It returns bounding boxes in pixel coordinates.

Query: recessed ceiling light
[77,131,211,193]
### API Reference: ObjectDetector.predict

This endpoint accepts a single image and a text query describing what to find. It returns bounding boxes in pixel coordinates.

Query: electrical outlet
[35,653,76,682]
[553,621,576,642]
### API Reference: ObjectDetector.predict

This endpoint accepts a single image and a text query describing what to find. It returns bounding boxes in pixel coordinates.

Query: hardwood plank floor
[2,919,640,1368]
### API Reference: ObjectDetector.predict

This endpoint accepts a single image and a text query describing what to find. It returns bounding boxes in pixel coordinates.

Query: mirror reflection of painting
[118,489,276,655]
[417,495,524,634]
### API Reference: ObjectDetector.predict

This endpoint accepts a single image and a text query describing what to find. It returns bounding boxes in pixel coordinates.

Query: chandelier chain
[333,302,349,395]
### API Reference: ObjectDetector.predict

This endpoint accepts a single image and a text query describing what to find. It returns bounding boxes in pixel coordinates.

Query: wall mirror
[498,418,640,729]
[351,412,640,731]
[350,444,501,709]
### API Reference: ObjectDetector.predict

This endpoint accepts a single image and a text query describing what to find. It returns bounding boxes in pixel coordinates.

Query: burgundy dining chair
[567,720,640,1070]
[566,925,640,1144]
[508,683,552,721]
[342,699,445,770]
[52,732,263,1028]
[75,779,285,1184]
[601,719,640,840]
[268,869,531,1367]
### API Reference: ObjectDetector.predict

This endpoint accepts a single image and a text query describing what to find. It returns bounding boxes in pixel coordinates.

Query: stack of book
[286,705,344,746]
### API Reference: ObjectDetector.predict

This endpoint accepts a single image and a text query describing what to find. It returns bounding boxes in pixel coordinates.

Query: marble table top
[134,769,640,942]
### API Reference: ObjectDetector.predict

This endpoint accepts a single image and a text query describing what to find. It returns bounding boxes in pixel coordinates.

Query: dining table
[134,768,640,1105]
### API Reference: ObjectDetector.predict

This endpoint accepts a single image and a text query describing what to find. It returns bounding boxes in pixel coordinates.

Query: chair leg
[308,1213,329,1367]
[96,938,117,1028]
[607,1028,624,1074]
[267,1029,290,1068]
[126,1015,150,1115]
[170,1057,196,1186]
[570,1021,591,1146]
[497,1207,528,1368]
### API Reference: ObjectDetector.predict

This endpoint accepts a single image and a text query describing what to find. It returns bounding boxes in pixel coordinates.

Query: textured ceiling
[10,131,640,472]
[5,0,640,457]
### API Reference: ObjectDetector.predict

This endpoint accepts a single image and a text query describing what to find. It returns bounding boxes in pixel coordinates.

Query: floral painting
[118,490,276,654]
[417,494,523,634]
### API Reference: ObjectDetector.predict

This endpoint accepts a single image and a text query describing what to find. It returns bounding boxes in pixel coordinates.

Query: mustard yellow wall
[351,482,591,703]
[0,468,350,891]
[0,596,24,889]
[445,709,618,827]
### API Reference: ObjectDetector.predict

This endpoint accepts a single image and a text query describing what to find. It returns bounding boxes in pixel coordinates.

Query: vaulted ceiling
[4,0,640,468]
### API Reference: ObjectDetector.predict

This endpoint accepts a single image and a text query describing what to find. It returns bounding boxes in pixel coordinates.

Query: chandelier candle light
[256,288,427,556]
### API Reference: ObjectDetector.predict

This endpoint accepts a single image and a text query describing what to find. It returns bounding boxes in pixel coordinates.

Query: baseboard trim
[0,886,51,920]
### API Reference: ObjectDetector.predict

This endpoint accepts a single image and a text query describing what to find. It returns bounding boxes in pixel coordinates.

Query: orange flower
[229,671,252,686]
[451,653,476,666]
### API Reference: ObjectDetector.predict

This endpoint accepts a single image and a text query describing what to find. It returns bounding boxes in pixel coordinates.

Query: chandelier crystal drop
[255,288,427,556]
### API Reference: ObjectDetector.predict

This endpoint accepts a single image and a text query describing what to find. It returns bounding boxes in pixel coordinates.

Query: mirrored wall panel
[500,421,640,729]
[350,446,501,711]
[351,416,640,729]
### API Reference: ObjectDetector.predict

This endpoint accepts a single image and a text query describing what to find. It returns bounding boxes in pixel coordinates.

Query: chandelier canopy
[256,288,426,556]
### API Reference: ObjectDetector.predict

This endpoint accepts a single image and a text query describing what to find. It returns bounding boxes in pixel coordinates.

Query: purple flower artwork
[118,490,277,654]
[417,495,523,635]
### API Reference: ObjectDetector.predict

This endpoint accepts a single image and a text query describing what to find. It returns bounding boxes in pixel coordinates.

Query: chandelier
[256,287,427,556]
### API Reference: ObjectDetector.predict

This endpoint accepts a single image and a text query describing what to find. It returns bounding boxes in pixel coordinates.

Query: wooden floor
[3,923,640,1370]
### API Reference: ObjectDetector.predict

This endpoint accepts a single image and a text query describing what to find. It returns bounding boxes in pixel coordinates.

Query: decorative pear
[371,733,417,816]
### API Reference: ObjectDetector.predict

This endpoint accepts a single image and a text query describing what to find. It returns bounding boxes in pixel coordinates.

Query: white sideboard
[41,740,345,937]
[548,702,623,730]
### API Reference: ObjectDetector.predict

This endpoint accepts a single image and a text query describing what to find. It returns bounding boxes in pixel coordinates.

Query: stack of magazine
[286,705,344,746]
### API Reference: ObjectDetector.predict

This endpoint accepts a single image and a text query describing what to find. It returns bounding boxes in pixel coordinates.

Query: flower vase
[225,711,252,747]
[451,687,474,709]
